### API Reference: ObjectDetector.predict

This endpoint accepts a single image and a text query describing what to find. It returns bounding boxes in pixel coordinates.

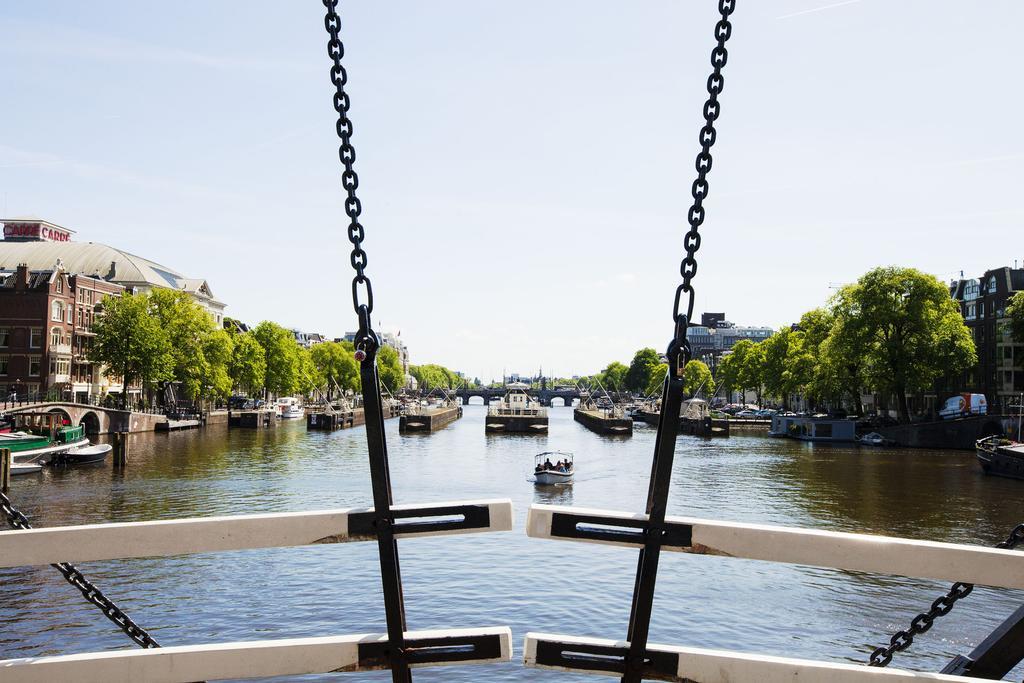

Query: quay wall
[876,414,1011,450]
[400,406,462,433]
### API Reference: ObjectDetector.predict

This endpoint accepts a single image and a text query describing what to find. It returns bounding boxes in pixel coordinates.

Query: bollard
[113,433,129,467]
[1,448,11,492]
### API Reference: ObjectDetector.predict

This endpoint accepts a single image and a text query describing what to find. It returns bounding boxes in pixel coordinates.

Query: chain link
[867,523,1024,667]
[1,490,160,649]
[323,0,373,323]
[670,0,735,369]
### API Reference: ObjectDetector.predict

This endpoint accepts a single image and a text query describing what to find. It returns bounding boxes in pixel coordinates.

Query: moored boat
[10,462,43,475]
[534,451,574,485]
[0,412,89,464]
[976,435,1024,480]
[485,383,548,434]
[857,432,893,447]
[277,397,305,419]
[50,443,113,466]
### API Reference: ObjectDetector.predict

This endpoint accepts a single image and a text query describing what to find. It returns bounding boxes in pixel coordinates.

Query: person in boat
[535,463,544,473]
[544,457,553,470]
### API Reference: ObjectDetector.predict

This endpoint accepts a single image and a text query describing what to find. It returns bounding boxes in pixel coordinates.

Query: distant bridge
[0,401,166,434]
[454,387,632,407]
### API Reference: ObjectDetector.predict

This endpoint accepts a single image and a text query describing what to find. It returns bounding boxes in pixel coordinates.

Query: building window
[0,328,8,348]
[55,277,63,294]
[0,355,8,376]
[965,303,976,320]
[29,328,42,348]
[29,357,41,376]
[51,327,63,347]
[989,275,998,292]
[51,301,64,322]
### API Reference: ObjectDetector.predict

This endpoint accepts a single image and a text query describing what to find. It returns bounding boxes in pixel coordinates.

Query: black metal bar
[940,603,1024,679]
[359,330,410,683]
[348,503,492,539]
[623,372,685,682]
[549,511,693,548]
[533,639,679,679]
[358,632,504,669]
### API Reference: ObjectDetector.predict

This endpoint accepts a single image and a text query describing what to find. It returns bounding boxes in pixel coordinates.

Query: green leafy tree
[252,321,301,396]
[91,292,173,409]
[682,360,715,397]
[645,363,669,396]
[148,289,231,401]
[377,345,405,393]
[730,339,764,406]
[625,348,661,394]
[1009,292,1024,351]
[230,332,266,396]
[837,267,976,422]
[311,341,360,396]
[296,346,323,397]
[599,361,629,391]
[716,353,739,402]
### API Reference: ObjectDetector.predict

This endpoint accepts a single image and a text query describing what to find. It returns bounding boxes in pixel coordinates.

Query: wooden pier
[156,418,202,432]
[573,408,632,436]
[400,405,463,433]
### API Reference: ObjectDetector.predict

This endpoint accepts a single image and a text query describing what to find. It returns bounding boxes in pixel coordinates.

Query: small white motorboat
[11,463,43,475]
[858,432,892,447]
[49,443,112,466]
[534,451,574,485]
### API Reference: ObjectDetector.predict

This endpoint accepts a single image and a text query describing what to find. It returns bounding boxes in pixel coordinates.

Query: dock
[306,403,401,431]
[228,410,277,429]
[573,408,632,436]
[636,409,729,437]
[400,405,463,433]
[155,418,202,432]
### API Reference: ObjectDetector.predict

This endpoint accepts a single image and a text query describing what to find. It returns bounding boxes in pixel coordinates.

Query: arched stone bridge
[0,402,165,434]
[454,388,632,407]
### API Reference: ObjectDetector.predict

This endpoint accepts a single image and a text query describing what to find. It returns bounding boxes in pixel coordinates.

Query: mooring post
[0,448,11,492]
[113,433,129,467]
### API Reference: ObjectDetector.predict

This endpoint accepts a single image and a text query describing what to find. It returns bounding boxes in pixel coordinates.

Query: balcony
[48,373,71,384]
[50,343,72,356]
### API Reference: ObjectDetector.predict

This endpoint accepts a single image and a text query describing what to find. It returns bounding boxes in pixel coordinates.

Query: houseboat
[0,412,90,464]
[769,414,857,443]
[485,383,548,433]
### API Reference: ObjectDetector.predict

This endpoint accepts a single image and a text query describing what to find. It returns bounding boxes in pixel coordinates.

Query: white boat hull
[11,463,43,475]
[280,408,305,419]
[10,437,90,464]
[535,469,574,485]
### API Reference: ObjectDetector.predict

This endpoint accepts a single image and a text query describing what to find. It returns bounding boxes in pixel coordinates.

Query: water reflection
[1,407,1022,681]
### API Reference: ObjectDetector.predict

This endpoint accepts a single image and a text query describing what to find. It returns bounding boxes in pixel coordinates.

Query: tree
[252,321,301,396]
[230,332,266,396]
[148,289,232,402]
[759,329,792,408]
[598,362,628,391]
[625,348,662,394]
[296,346,323,397]
[730,339,764,406]
[836,267,976,422]
[91,292,173,409]
[716,353,739,402]
[645,363,669,396]
[1009,292,1024,350]
[377,345,405,393]
[311,341,359,396]
[682,360,715,397]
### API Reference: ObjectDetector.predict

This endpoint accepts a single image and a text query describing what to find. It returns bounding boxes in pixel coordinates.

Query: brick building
[0,262,123,402]
[950,266,1024,413]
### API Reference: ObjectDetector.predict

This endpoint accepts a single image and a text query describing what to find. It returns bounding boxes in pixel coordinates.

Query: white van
[938,393,987,420]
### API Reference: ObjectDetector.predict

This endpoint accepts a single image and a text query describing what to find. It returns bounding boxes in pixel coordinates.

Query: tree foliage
[377,345,405,393]
[230,332,266,396]
[149,289,233,400]
[410,363,462,391]
[1009,292,1024,351]
[91,292,173,408]
[252,321,301,396]
[682,360,715,397]
[310,341,360,396]
[597,361,628,391]
[625,348,662,394]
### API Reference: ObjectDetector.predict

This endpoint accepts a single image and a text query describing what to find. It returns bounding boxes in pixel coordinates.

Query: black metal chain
[1,490,160,649]
[323,0,373,334]
[669,0,735,371]
[868,523,1024,668]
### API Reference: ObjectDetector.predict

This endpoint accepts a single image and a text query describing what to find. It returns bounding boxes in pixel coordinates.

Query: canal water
[2,405,1023,681]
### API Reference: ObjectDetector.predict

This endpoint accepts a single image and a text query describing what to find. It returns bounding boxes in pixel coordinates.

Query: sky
[1,1,1021,382]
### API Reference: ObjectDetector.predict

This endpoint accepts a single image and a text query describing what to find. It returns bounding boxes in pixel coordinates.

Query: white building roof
[0,240,224,307]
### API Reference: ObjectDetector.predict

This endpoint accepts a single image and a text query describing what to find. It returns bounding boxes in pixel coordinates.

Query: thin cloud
[777,0,863,20]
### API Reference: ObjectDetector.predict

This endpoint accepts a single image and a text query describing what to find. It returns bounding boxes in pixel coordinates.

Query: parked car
[735,410,759,418]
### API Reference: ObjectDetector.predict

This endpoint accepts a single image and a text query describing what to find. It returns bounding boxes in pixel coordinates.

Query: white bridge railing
[523,503,1024,682]
[0,499,513,683]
